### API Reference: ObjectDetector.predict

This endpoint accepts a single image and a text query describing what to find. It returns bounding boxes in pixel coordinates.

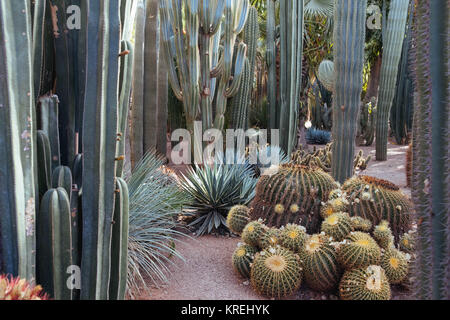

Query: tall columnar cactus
[266,0,277,130]
[81,0,121,300]
[39,95,61,171]
[36,188,73,300]
[36,130,52,200]
[231,6,259,130]
[331,0,368,183]
[411,0,450,300]
[375,0,410,161]
[279,0,304,155]
[160,0,249,159]
[0,0,37,281]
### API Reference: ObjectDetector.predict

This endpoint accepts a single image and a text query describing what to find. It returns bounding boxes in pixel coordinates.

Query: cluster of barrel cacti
[0,0,132,300]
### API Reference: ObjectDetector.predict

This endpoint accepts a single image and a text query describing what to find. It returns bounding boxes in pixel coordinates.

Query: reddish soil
[136,141,413,300]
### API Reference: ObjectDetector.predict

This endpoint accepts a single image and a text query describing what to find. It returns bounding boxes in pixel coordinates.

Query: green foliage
[250,164,338,232]
[179,155,257,236]
[300,234,341,292]
[250,246,303,298]
[126,150,191,298]
[339,265,391,300]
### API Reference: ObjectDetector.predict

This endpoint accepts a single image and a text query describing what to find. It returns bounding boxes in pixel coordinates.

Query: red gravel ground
[136,141,413,300]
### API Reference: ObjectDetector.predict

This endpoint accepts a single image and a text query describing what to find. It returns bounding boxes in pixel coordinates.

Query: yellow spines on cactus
[380,248,410,284]
[339,265,391,300]
[226,205,251,235]
[342,175,413,241]
[250,246,303,298]
[328,188,345,201]
[399,230,415,254]
[279,224,307,253]
[258,227,281,249]
[337,232,381,270]
[0,275,49,300]
[350,216,373,232]
[300,234,341,292]
[242,220,267,248]
[321,212,354,241]
[250,164,338,232]
[320,198,349,219]
[232,243,258,279]
[373,220,394,249]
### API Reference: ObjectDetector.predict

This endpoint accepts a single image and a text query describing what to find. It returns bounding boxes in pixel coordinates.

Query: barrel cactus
[320,198,349,219]
[242,220,267,248]
[380,248,409,284]
[337,232,381,270]
[279,224,308,253]
[341,175,413,240]
[321,212,354,242]
[300,234,341,292]
[226,205,251,235]
[373,221,395,250]
[339,265,391,300]
[232,243,258,279]
[259,228,282,250]
[250,164,338,232]
[350,216,373,233]
[250,247,303,298]
[398,230,415,254]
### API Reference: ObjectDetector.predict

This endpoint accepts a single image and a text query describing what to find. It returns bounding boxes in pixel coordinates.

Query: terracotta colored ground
[136,141,412,300]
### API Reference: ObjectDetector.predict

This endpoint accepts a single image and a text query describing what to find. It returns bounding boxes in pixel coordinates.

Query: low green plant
[126,151,191,298]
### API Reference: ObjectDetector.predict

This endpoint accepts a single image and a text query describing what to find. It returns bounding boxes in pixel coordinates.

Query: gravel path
[137,141,412,300]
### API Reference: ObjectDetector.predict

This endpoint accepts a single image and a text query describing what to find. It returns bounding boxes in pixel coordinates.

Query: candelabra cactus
[375,0,410,161]
[331,0,368,183]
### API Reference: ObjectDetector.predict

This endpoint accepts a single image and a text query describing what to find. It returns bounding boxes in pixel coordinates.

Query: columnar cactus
[375,0,410,161]
[279,0,304,155]
[0,0,37,281]
[36,188,73,300]
[331,0,368,183]
[266,0,277,130]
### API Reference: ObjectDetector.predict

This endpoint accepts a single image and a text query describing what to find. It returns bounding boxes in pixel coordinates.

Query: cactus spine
[331,0,368,183]
[0,0,37,280]
[279,0,304,155]
[36,188,73,300]
[81,0,121,300]
[375,0,410,161]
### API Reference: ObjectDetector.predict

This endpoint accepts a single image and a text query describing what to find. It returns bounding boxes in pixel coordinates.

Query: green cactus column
[375,0,410,161]
[279,0,304,155]
[412,0,450,300]
[266,0,277,130]
[0,0,37,281]
[331,0,367,183]
[81,0,121,300]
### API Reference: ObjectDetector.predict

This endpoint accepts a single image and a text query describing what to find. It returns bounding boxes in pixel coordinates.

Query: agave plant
[179,154,257,236]
[126,150,191,298]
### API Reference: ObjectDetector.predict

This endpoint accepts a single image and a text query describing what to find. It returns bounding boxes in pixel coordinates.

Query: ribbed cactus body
[109,177,129,300]
[250,164,338,232]
[231,58,251,129]
[339,265,391,300]
[301,234,341,292]
[250,247,302,298]
[36,188,73,300]
[232,243,257,279]
[266,0,277,130]
[39,95,61,171]
[81,0,121,300]
[37,130,52,200]
[337,232,381,270]
[258,228,281,249]
[375,0,410,161]
[0,0,37,280]
[279,0,304,155]
[242,220,267,248]
[279,224,307,253]
[341,175,413,241]
[350,216,373,233]
[320,198,349,219]
[226,205,251,235]
[399,231,415,254]
[373,221,394,250]
[331,0,367,183]
[381,248,409,284]
[52,166,72,202]
[317,60,334,92]
[321,212,353,242]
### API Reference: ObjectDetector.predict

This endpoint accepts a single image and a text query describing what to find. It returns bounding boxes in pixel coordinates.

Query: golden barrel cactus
[339,265,391,300]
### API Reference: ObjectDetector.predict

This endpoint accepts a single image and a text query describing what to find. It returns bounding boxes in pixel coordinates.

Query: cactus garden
[0,0,448,302]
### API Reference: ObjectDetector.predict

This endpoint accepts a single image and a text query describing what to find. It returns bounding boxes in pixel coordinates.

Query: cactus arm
[375,0,410,161]
[39,95,61,171]
[81,0,121,300]
[211,0,225,34]
[31,0,45,100]
[36,131,52,200]
[0,0,36,281]
[108,178,129,300]
[331,0,367,183]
